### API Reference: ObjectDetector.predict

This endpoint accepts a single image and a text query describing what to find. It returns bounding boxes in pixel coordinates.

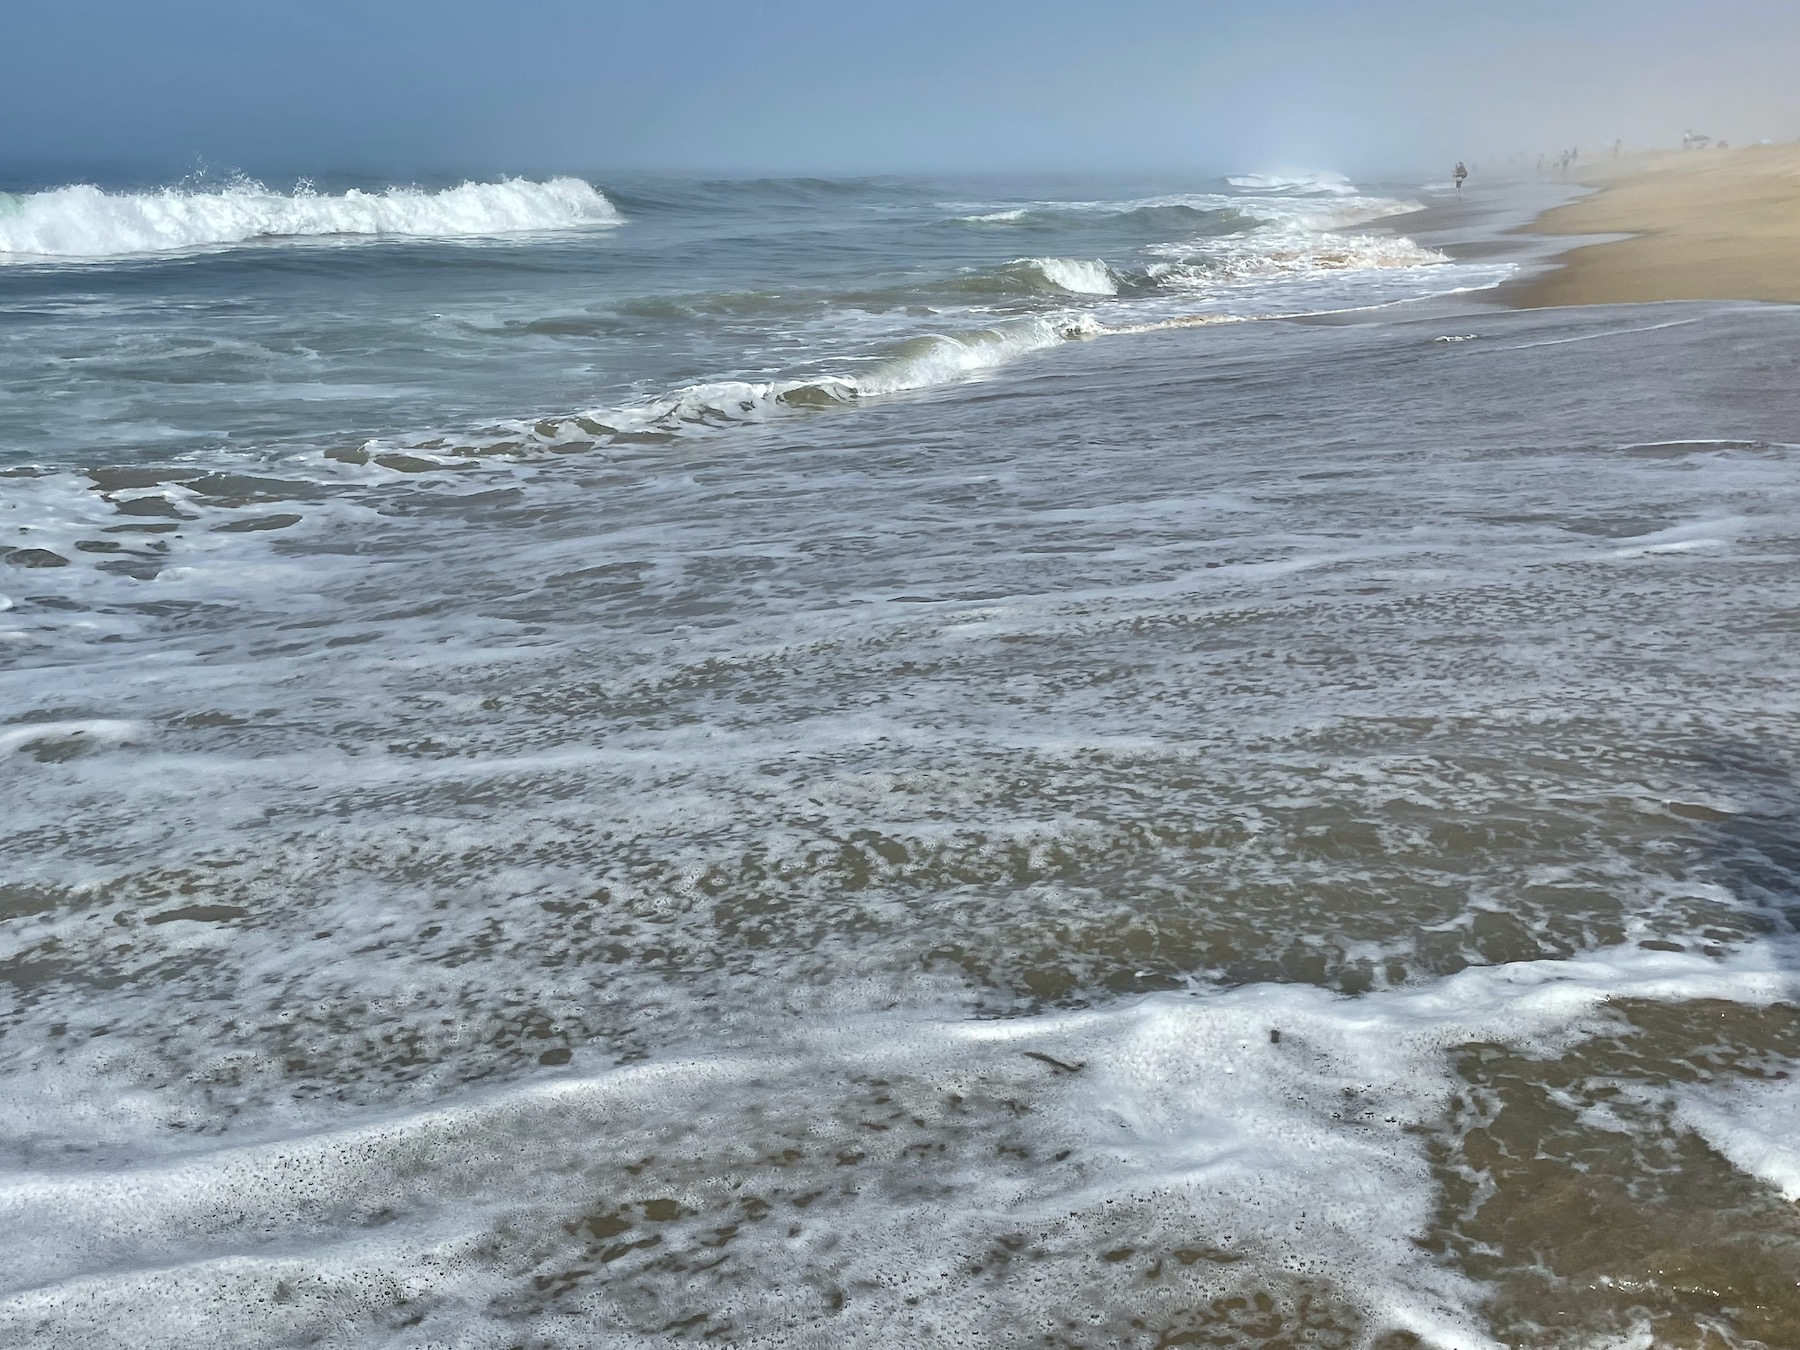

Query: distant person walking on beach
[1453,161,1468,192]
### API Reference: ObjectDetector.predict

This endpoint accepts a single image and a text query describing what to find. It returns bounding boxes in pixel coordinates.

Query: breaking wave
[1226,170,1358,195]
[1017,256,1119,295]
[952,208,1036,225]
[1149,231,1449,287]
[0,177,622,260]
[353,315,1109,465]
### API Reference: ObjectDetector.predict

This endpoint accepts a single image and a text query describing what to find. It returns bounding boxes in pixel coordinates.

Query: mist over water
[5,153,1800,1347]
[7,1,1800,177]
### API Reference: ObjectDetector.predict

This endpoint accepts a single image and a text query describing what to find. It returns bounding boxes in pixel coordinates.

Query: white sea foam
[1237,197,1424,233]
[1017,256,1118,295]
[1149,229,1449,289]
[0,177,621,260]
[0,719,145,758]
[955,208,1031,224]
[857,314,1100,390]
[366,314,1104,459]
[3,299,1799,1345]
[1676,1075,1800,1202]
[0,940,1791,1347]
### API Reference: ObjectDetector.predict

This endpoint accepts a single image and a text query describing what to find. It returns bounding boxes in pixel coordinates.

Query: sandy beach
[1514,141,1800,306]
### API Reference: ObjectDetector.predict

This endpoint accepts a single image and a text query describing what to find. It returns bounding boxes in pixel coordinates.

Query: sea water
[3,168,1800,1348]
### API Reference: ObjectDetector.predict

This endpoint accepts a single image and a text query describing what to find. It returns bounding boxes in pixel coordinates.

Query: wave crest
[355,316,1106,465]
[1226,171,1358,196]
[0,177,622,260]
[1014,257,1119,296]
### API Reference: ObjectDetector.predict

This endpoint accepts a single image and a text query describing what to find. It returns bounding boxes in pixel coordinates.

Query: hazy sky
[6,0,1799,178]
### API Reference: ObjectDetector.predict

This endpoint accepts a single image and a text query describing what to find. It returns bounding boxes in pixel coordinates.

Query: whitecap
[1014,256,1119,295]
[0,177,622,261]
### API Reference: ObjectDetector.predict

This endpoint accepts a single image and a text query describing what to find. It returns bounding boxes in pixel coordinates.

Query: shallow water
[4,170,1800,1348]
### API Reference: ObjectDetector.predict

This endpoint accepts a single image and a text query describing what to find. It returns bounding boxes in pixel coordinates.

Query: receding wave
[0,177,622,260]
[347,315,1108,468]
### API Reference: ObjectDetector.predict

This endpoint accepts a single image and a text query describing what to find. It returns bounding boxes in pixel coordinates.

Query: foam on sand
[1676,1074,1800,1203]
[5,297,1800,1345]
[350,313,1105,461]
[0,177,622,260]
[1,940,1792,1347]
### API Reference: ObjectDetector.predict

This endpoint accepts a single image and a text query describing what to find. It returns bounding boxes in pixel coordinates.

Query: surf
[0,176,622,260]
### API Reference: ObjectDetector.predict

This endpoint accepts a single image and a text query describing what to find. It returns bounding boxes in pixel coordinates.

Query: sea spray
[0,177,621,259]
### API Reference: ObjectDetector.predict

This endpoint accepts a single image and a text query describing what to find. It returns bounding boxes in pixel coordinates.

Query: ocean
[3,168,1800,1348]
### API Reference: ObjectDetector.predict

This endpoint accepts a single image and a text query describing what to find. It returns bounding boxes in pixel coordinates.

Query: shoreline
[1349,177,1586,322]
[1506,142,1800,308]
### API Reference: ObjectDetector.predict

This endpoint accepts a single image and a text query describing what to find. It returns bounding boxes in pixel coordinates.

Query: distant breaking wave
[952,208,1037,225]
[0,177,622,260]
[1225,171,1358,195]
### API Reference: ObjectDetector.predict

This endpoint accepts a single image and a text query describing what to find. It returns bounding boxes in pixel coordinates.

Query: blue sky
[6,0,1798,177]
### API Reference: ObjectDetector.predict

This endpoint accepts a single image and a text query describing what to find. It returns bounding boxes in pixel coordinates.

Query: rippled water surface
[4,170,1800,1348]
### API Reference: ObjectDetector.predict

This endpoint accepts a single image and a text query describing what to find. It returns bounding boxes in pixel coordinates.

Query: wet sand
[1512,142,1800,307]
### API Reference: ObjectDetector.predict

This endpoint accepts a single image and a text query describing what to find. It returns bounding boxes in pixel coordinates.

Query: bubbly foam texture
[5,307,1800,1345]
[0,719,145,758]
[1150,230,1450,287]
[10,197,1785,1347]
[0,177,621,259]
[1676,1076,1800,1202]
[0,941,1791,1347]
